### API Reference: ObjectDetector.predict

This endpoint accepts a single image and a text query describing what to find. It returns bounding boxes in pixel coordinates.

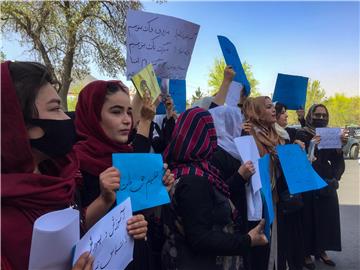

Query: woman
[274,102,305,147]
[295,104,345,269]
[73,80,174,270]
[209,105,259,270]
[244,96,306,270]
[162,107,268,270]
[273,102,305,270]
[1,61,147,270]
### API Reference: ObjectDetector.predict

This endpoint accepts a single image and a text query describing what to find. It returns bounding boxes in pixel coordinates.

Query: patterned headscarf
[163,107,229,197]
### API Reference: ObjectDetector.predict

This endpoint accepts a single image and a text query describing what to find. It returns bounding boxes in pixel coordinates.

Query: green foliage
[287,80,359,127]
[1,1,142,109]
[0,51,6,62]
[207,57,260,97]
[324,94,360,127]
[191,87,205,104]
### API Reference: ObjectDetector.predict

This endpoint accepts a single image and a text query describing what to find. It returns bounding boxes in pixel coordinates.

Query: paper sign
[218,35,251,96]
[316,128,342,149]
[73,198,134,270]
[258,154,274,241]
[272,73,309,110]
[131,63,161,103]
[113,153,170,212]
[276,144,327,194]
[156,79,186,114]
[29,208,80,270]
[225,81,243,107]
[234,135,262,220]
[126,9,200,80]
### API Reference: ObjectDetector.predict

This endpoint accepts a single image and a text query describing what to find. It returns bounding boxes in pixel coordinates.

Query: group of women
[1,61,346,270]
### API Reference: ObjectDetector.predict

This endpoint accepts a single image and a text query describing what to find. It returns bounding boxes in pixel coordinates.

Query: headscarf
[303,104,329,136]
[243,96,283,156]
[1,61,78,269]
[209,105,243,160]
[163,107,229,197]
[73,80,133,176]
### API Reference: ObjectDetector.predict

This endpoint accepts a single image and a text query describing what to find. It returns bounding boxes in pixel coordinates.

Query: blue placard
[272,73,309,110]
[218,35,251,96]
[259,154,274,240]
[276,144,327,194]
[113,153,170,212]
[156,79,186,115]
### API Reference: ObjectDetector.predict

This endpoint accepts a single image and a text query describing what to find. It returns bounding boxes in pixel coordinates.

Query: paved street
[314,159,360,270]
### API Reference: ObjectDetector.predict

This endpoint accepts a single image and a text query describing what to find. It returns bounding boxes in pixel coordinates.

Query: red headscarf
[73,80,133,176]
[163,107,229,197]
[1,61,79,269]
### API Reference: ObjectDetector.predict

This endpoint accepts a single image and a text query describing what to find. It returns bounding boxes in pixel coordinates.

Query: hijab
[303,104,329,136]
[73,80,133,176]
[163,107,229,197]
[1,61,79,269]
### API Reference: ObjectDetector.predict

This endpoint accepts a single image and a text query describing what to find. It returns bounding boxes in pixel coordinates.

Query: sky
[2,1,359,100]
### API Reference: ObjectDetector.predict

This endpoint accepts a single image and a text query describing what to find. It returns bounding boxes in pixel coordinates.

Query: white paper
[126,9,200,80]
[225,81,243,107]
[29,208,80,270]
[316,128,342,149]
[73,198,134,270]
[234,135,263,221]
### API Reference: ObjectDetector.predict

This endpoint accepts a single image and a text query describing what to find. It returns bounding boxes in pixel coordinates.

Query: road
[315,159,360,270]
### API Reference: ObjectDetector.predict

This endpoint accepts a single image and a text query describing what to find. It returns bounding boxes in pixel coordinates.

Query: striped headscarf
[163,107,229,197]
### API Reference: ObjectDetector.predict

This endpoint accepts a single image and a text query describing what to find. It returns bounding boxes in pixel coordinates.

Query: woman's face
[277,107,288,127]
[313,106,328,119]
[262,98,277,124]
[28,83,69,139]
[100,90,132,144]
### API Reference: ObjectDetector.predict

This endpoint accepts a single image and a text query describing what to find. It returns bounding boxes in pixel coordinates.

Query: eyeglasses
[313,113,328,119]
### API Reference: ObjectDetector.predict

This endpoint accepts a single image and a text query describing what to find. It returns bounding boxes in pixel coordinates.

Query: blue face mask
[29,119,76,158]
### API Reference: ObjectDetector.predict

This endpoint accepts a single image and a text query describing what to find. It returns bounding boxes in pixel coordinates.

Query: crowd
[1,60,347,270]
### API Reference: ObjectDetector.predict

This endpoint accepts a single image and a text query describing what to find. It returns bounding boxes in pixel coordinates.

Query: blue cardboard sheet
[218,35,251,96]
[272,73,308,110]
[113,153,170,212]
[259,154,274,240]
[156,79,186,115]
[276,144,327,194]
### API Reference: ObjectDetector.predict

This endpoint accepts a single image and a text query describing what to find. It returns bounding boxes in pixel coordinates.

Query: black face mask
[29,119,76,158]
[312,118,328,128]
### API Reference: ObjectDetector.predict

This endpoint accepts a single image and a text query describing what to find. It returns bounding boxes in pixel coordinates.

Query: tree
[208,57,260,97]
[191,87,205,104]
[0,51,6,63]
[1,1,142,109]
[324,94,360,127]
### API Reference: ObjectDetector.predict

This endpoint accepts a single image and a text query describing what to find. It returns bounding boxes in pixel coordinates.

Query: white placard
[126,9,200,80]
[73,198,134,270]
[316,128,342,149]
[234,135,263,221]
[29,208,80,270]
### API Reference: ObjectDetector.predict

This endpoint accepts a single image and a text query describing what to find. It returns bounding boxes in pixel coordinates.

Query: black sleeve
[209,102,218,109]
[175,176,251,256]
[299,117,306,127]
[162,117,176,146]
[132,134,151,153]
[295,130,311,151]
[329,149,345,180]
[285,127,297,144]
